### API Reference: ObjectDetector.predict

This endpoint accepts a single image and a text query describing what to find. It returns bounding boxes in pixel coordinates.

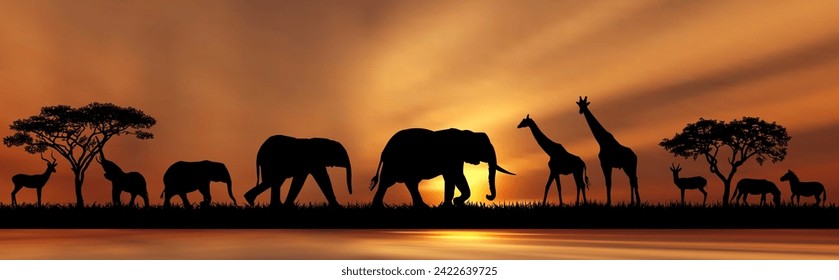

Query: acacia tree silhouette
[4,103,155,207]
[660,117,790,206]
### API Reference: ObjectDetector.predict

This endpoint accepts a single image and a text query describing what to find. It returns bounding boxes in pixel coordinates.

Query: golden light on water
[0,230,837,259]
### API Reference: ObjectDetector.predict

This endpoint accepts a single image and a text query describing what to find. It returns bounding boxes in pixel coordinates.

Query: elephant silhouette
[369,128,515,208]
[244,135,352,208]
[161,160,236,208]
[97,151,149,207]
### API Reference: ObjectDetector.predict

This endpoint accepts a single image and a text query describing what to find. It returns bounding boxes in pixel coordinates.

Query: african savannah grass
[0,201,836,229]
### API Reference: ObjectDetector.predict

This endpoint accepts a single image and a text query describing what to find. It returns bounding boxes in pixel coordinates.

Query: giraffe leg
[554,174,562,206]
[542,175,554,205]
[573,170,586,206]
[601,164,612,206]
[624,165,640,205]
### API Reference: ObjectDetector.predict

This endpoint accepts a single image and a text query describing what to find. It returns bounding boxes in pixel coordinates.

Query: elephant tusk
[495,165,515,175]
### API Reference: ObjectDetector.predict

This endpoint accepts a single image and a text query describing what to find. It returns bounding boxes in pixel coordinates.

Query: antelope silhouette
[517,114,589,205]
[11,152,58,206]
[576,96,639,205]
[780,170,826,206]
[669,163,708,205]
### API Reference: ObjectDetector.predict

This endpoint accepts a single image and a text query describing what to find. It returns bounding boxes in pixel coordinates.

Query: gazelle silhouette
[780,170,826,206]
[669,163,708,205]
[517,114,589,205]
[11,152,58,206]
[576,96,639,205]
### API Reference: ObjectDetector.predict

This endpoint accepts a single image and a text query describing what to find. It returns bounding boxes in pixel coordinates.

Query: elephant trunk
[487,164,497,201]
[484,145,515,201]
[345,162,353,195]
[486,147,499,201]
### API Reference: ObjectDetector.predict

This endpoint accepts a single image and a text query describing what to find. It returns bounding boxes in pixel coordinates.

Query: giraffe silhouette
[517,114,589,205]
[576,96,639,205]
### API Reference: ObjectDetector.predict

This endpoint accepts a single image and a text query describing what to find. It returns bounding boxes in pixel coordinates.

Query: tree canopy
[4,102,156,207]
[659,116,790,206]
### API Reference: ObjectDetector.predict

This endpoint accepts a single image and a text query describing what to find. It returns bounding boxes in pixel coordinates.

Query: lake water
[0,229,837,259]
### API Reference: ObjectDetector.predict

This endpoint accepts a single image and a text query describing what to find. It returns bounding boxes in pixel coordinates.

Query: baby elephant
[97,152,149,207]
[161,160,236,209]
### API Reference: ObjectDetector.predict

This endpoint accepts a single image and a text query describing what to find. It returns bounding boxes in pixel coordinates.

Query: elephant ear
[462,130,485,165]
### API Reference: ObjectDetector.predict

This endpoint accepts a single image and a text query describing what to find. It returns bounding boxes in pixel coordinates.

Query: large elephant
[97,151,149,207]
[244,135,352,208]
[161,160,236,208]
[369,128,515,208]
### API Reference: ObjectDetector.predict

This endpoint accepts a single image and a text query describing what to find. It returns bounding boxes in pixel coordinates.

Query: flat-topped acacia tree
[659,117,790,206]
[4,103,155,207]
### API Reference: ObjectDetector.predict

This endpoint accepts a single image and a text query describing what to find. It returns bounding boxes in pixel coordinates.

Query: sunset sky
[1,0,838,207]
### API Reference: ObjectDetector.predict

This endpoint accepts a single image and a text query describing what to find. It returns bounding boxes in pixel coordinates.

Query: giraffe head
[516,114,534,128]
[576,96,590,114]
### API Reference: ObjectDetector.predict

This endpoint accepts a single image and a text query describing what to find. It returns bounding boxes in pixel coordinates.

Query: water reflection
[0,230,836,259]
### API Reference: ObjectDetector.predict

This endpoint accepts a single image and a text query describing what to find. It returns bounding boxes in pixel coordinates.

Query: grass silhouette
[0,202,836,229]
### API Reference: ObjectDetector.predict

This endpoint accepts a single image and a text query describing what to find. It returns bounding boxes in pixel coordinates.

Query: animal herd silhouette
[7,96,827,208]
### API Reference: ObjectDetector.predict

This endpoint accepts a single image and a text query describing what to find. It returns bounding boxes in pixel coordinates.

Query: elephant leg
[442,174,456,207]
[602,164,612,206]
[453,173,471,206]
[199,183,213,207]
[141,193,149,208]
[112,184,122,207]
[179,193,193,209]
[311,167,340,208]
[406,181,427,208]
[372,179,393,208]
[269,178,288,208]
[245,179,282,207]
[284,174,308,208]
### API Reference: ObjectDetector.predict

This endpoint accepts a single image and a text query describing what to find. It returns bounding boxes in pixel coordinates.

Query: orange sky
[1,0,839,207]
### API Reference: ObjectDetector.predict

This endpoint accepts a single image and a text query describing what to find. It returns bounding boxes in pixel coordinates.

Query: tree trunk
[74,175,85,208]
[721,180,731,207]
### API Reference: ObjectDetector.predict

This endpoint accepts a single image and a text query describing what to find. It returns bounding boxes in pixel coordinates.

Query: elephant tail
[369,158,383,191]
[159,189,165,199]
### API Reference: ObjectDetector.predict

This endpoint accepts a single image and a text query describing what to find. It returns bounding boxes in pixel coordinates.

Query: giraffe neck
[581,108,616,146]
[527,122,565,154]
